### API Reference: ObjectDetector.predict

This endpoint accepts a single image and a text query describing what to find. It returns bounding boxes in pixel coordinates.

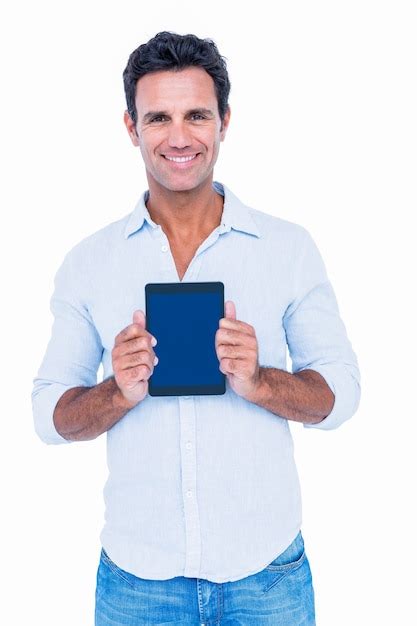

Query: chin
[155,177,206,193]
[169,183,200,192]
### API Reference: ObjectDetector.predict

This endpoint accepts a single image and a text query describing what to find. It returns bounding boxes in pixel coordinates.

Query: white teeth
[165,155,197,162]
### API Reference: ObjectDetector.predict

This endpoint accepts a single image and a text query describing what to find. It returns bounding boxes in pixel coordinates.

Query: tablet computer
[145,281,225,397]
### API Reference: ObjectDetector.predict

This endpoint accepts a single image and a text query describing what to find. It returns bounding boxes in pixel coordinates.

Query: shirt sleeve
[283,227,361,430]
[32,246,103,444]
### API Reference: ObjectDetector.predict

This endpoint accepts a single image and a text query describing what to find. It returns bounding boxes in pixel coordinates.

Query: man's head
[122,32,231,193]
[123,31,231,131]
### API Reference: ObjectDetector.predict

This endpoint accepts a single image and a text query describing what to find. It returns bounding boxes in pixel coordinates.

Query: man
[32,31,361,625]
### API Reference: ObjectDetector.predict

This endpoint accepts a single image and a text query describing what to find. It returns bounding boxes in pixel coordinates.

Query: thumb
[225,300,236,320]
[132,309,146,327]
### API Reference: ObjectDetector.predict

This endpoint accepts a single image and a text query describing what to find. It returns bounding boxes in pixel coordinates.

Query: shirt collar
[123,181,261,239]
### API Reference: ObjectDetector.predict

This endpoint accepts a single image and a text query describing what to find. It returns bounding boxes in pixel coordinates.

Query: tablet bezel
[145,281,225,397]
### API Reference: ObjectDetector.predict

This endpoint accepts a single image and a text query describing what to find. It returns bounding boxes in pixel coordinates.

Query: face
[124,67,230,193]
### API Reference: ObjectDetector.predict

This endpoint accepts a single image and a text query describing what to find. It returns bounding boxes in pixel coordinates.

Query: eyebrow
[142,108,215,123]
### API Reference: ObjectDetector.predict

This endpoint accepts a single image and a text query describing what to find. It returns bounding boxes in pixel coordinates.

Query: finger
[120,363,153,384]
[217,344,253,360]
[219,357,237,374]
[114,322,156,347]
[219,317,254,333]
[132,309,158,346]
[225,300,236,320]
[216,327,249,343]
[114,335,155,357]
[132,309,145,327]
[216,328,241,348]
[117,350,155,372]
[216,328,257,347]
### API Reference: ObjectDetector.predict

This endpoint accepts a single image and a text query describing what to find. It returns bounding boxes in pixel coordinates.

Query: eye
[150,115,168,123]
[190,113,206,121]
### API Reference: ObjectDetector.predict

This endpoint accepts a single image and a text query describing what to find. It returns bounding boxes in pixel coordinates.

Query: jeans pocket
[100,548,136,589]
[262,532,306,593]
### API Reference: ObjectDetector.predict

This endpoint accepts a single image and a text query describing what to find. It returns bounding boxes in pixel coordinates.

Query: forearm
[53,376,134,441]
[249,367,335,424]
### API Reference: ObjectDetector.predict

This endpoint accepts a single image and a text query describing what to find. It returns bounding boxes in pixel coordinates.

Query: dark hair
[123,31,231,127]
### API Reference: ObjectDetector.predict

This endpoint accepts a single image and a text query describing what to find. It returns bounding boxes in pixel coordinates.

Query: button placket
[157,234,172,275]
[179,395,202,576]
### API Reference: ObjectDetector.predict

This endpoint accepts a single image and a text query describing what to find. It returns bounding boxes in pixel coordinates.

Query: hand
[112,310,158,407]
[215,301,262,401]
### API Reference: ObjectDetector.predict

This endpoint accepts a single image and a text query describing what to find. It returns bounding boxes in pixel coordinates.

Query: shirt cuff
[32,382,75,444]
[302,363,361,430]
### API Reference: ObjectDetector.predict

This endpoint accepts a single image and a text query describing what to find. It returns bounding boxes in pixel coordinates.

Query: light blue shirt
[32,181,361,583]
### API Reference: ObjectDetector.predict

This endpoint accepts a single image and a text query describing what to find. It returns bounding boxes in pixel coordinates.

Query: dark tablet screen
[145,282,225,396]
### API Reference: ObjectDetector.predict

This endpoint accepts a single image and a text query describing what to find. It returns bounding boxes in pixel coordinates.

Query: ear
[124,110,140,147]
[220,105,231,141]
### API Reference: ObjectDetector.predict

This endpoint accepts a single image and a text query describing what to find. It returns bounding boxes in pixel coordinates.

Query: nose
[167,120,192,149]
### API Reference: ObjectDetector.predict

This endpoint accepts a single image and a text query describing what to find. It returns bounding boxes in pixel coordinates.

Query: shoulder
[251,206,306,234]
[62,212,132,266]
[244,201,311,248]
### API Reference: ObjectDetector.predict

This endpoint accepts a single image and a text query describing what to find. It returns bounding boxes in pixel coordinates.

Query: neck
[145,177,224,242]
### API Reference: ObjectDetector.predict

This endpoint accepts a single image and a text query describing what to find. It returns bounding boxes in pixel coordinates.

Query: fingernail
[153,356,159,366]
[151,336,157,347]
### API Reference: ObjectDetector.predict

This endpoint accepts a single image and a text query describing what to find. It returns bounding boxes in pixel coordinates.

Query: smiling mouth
[163,154,199,163]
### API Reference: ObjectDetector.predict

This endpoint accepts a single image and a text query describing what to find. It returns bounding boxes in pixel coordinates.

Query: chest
[169,241,201,282]
[88,231,294,370]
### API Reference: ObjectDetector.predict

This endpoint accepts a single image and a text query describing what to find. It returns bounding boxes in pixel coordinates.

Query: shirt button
[186,490,192,498]
[186,442,192,450]
[161,245,168,252]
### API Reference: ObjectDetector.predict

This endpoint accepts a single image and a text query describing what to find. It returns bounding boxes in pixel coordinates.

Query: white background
[1,1,416,624]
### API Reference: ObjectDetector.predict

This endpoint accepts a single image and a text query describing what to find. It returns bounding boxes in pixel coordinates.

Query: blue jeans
[95,531,315,625]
